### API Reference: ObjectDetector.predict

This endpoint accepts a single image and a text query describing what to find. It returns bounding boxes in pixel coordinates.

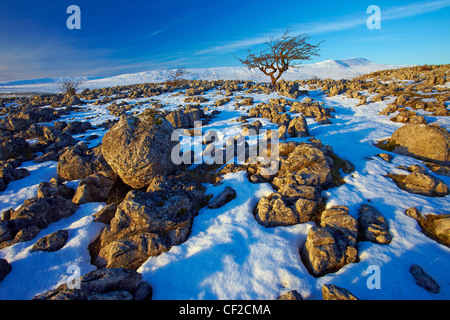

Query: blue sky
[0,0,449,81]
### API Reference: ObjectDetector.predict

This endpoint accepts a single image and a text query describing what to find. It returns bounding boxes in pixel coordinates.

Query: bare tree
[235,30,322,87]
[58,77,85,96]
[167,67,189,86]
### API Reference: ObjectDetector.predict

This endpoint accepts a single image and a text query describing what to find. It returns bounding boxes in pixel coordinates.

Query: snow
[0,59,449,300]
[0,202,106,300]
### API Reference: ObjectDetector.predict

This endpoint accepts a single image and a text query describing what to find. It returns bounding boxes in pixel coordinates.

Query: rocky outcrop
[57,143,111,181]
[255,193,316,227]
[358,204,392,244]
[388,124,450,165]
[207,186,236,209]
[404,207,449,247]
[253,142,334,227]
[31,230,69,252]
[301,206,358,277]
[33,268,152,300]
[0,196,78,249]
[389,171,449,197]
[322,284,359,300]
[252,140,353,229]
[409,264,440,294]
[92,172,205,270]
[101,114,177,189]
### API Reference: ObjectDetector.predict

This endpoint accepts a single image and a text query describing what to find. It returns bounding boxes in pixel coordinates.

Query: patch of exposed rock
[33,268,152,300]
[301,206,358,277]
[322,284,359,300]
[101,114,178,189]
[91,171,205,270]
[404,207,449,247]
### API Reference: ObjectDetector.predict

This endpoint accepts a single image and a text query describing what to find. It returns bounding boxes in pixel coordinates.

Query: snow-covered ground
[0,65,449,301]
[0,58,401,94]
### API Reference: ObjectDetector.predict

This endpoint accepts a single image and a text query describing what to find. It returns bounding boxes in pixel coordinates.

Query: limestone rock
[93,172,205,270]
[286,116,309,138]
[93,203,118,224]
[301,206,358,277]
[72,172,115,205]
[31,229,69,252]
[0,258,12,282]
[37,179,74,200]
[101,115,177,189]
[278,290,303,300]
[208,186,236,209]
[33,268,152,300]
[57,143,111,181]
[391,172,449,197]
[0,196,78,249]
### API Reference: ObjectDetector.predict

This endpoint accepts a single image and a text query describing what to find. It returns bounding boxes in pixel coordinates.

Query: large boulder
[33,268,152,300]
[255,193,316,227]
[390,172,449,197]
[101,114,178,189]
[389,124,450,165]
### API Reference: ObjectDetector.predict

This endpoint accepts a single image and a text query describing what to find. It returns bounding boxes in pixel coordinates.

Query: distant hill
[0,58,402,94]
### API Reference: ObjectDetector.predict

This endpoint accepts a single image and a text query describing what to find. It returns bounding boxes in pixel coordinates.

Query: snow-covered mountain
[0,58,401,94]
